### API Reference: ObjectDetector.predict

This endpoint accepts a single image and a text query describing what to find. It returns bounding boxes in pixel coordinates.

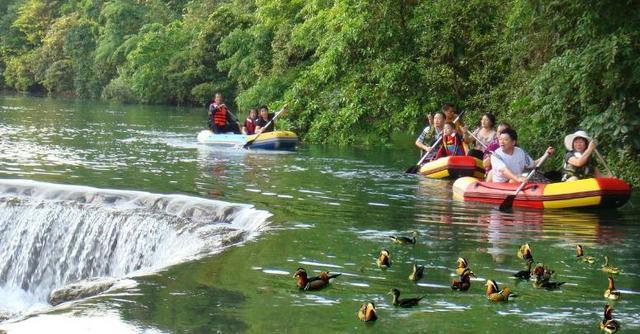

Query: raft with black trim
[452,177,631,209]
[419,156,485,179]
[197,130,298,150]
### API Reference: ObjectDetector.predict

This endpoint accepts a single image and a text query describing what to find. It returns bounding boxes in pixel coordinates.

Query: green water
[1,95,639,333]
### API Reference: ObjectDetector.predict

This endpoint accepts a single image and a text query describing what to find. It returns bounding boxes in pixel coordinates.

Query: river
[0,95,638,333]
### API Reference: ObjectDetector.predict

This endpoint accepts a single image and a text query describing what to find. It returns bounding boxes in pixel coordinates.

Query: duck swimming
[517,243,534,263]
[293,268,341,291]
[485,280,511,302]
[600,304,620,333]
[389,231,418,245]
[513,261,533,280]
[377,249,391,268]
[532,264,565,290]
[357,302,378,322]
[604,276,621,301]
[389,288,425,308]
[409,263,425,282]
[601,256,620,274]
[455,257,469,276]
[452,268,475,291]
[576,244,595,263]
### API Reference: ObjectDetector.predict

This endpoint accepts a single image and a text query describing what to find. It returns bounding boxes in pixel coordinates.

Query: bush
[43,59,74,94]
[190,82,216,108]
[101,76,136,103]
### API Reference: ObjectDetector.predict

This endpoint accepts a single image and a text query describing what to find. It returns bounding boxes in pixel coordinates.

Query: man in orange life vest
[208,93,241,134]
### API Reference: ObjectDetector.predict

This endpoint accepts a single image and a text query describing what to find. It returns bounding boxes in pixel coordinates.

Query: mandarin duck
[357,302,378,322]
[604,276,621,301]
[409,263,425,282]
[389,231,418,245]
[389,288,425,308]
[517,243,534,263]
[452,268,475,291]
[293,268,340,291]
[600,304,620,333]
[485,280,511,302]
[455,257,469,276]
[377,249,391,268]
[576,244,595,263]
[532,264,565,290]
[513,261,533,280]
[601,256,620,274]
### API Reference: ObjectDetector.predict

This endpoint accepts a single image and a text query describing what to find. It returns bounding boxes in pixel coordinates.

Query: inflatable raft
[453,177,631,209]
[197,130,298,150]
[419,156,485,179]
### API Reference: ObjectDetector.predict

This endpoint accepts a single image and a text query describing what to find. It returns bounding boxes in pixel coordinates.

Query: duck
[600,304,620,333]
[409,263,425,282]
[532,264,565,290]
[452,268,475,291]
[601,256,620,274]
[485,279,500,297]
[389,288,425,308]
[377,249,391,268]
[604,276,621,301]
[293,268,341,291]
[485,280,511,302]
[517,243,534,263]
[513,261,533,280]
[389,231,418,245]
[576,244,595,263]
[357,302,378,322]
[455,257,469,276]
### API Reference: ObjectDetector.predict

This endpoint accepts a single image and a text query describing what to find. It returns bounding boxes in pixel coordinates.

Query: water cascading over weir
[0,179,271,317]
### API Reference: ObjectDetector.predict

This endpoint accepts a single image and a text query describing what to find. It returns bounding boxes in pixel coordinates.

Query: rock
[48,278,116,306]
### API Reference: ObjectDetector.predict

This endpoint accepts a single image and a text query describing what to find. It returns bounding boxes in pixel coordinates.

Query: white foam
[0,179,271,317]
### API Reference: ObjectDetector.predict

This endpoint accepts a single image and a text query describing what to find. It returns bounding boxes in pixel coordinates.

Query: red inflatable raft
[453,177,631,209]
[419,156,485,179]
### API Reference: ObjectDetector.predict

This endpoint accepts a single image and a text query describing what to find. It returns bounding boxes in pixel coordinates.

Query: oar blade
[242,139,255,149]
[499,195,515,212]
[405,165,419,174]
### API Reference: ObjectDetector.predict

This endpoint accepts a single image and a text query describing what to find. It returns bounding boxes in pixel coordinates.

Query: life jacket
[212,104,228,126]
[436,134,465,159]
[244,117,256,135]
[562,151,595,181]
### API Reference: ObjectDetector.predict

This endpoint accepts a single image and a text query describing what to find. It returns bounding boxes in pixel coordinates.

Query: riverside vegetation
[0,0,638,182]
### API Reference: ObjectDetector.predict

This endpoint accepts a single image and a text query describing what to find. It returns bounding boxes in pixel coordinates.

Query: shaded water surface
[0,95,639,333]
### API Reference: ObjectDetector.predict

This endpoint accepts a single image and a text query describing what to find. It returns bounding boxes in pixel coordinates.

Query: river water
[0,95,638,333]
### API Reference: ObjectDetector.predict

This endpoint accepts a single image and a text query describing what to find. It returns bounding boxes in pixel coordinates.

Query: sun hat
[564,130,592,151]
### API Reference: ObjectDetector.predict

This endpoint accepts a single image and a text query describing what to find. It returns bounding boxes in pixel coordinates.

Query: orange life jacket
[213,105,228,126]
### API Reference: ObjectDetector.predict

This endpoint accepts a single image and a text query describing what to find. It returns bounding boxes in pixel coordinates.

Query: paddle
[465,129,488,150]
[406,109,466,174]
[243,104,287,149]
[594,148,614,177]
[498,152,550,212]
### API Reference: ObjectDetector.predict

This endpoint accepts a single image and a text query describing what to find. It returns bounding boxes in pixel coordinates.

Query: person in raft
[561,130,602,181]
[489,128,555,183]
[482,122,511,178]
[242,108,258,135]
[415,111,445,155]
[434,122,466,159]
[441,103,465,134]
[208,93,241,134]
[255,105,287,134]
[464,112,497,159]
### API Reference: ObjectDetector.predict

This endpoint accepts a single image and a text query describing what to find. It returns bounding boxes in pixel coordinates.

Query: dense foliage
[1,0,638,180]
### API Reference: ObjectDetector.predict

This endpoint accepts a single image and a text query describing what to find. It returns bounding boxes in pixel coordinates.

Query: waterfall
[0,179,271,315]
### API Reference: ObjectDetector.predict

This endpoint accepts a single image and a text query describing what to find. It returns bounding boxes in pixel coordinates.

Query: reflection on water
[1,95,639,333]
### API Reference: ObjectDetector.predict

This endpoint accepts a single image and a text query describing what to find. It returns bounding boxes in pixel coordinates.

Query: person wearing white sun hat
[562,130,601,181]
